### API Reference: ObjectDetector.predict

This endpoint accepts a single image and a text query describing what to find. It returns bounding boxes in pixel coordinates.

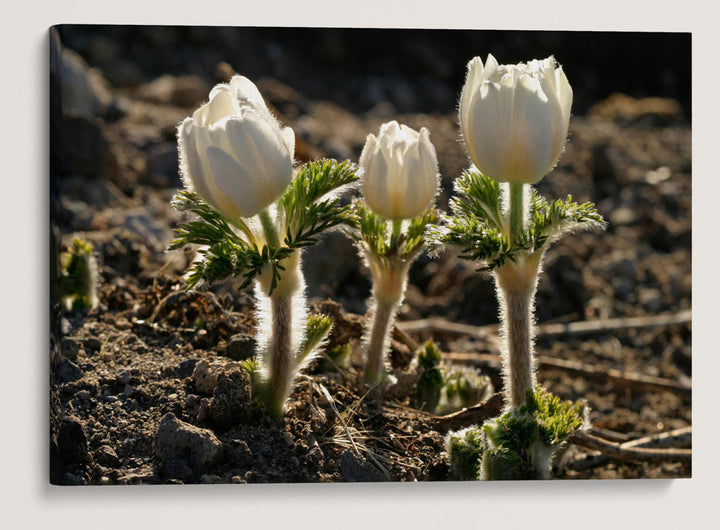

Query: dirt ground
[49,26,692,485]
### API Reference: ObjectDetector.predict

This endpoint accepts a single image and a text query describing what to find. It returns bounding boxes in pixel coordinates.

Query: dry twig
[570,429,691,463]
[427,392,504,433]
[443,352,691,398]
[564,426,692,470]
[398,310,691,339]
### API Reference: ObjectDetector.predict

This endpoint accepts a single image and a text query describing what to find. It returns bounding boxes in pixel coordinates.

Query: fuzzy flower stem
[498,284,535,408]
[267,293,293,417]
[509,182,526,246]
[363,257,408,384]
[257,207,301,417]
[364,297,399,383]
[494,251,542,409]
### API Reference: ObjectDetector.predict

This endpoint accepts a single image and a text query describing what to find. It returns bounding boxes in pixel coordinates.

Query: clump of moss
[446,426,485,480]
[446,387,586,480]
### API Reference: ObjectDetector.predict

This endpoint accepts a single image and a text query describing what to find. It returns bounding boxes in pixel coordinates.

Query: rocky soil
[49,26,692,485]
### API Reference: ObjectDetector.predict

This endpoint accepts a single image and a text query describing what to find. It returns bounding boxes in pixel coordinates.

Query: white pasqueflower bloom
[178,75,295,218]
[459,54,573,184]
[359,121,439,220]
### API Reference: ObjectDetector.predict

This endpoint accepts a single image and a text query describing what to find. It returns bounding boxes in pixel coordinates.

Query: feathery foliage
[296,314,333,367]
[446,387,586,481]
[428,169,605,271]
[170,159,359,294]
[347,199,440,261]
[446,426,486,481]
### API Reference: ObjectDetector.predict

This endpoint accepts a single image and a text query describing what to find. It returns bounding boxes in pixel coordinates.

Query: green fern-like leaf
[431,171,605,272]
[281,159,359,250]
[450,169,505,230]
[347,199,439,260]
[296,314,333,368]
[170,161,358,295]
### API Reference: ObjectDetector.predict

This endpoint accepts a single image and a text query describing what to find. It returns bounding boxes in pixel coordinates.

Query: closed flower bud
[360,121,439,220]
[178,75,295,218]
[459,54,573,184]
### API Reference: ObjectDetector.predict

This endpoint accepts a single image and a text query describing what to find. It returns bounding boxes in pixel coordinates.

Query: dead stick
[392,325,420,352]
[443,352,691,398]
[398,310,691,339]
[620,426,692,449]
[426,392,505,433]
[565,427,691,471]
[570,430,691,462]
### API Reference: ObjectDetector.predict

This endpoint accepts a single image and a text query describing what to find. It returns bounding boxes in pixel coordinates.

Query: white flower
[359,121,439,220]
[178,75,295,218]
[459,54,573,184]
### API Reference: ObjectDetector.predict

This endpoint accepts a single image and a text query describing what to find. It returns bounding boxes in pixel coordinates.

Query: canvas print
[49,25,691,485]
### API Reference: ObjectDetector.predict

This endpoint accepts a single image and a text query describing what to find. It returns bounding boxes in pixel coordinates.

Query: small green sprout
[60,237,98,311]
[414,341,493,414]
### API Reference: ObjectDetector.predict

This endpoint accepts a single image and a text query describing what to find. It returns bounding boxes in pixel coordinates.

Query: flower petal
[205,87,238,126]
[178,118,218,208]
[506,75,553,182]
[225,111,293,204]
[459,57,484,158]
[206,145,264,218]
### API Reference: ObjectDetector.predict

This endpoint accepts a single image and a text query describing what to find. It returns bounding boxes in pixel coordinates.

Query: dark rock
[208,369,253,429]
[116,369,132,385]
[153,413,223,473]
[94,445,120,467]
[612,278,635,301]
[176,359,198,379]
[56,358,84,384]
[225,334,256,361]
[83,337,103,352]
[228,439,254,468]
[122,210,170,252]
[60,337,80,362]
[62,472,87,485]
[56,416,90,467]
[159,458,194,482]
[339,450,383,482]
[614,257,638,281]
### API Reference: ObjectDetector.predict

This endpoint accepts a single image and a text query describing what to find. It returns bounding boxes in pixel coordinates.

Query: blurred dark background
[56,26,691,118]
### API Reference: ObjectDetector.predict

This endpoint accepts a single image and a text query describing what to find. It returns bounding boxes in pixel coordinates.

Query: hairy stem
[267,293,293,417]
[500,287,535,408]
[364,298,399,383]
[494,255,541,409]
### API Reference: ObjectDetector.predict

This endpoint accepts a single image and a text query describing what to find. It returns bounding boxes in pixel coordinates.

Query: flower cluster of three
[178,53,573,222]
